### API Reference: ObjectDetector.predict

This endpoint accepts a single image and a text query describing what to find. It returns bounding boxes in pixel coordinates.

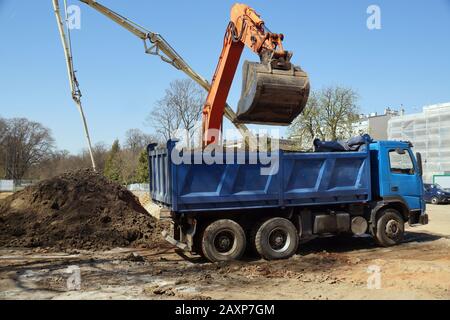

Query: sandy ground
[0,193,13,201]
[0,205,449,300]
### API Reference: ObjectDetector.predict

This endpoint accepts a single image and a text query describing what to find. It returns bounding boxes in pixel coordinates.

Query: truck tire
[255,218,299,260]
[248,219,266,256]
[201,219,246,262]
[374,209,405,247]
[431,197,439,205]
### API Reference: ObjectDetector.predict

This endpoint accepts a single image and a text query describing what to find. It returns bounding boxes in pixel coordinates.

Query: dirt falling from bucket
[0,169,163,250]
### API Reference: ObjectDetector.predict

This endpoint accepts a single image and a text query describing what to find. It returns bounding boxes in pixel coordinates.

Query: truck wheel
[201,219,246,262]
[374,209,405,247]
[431,197,439,205]
[255,218,299,260]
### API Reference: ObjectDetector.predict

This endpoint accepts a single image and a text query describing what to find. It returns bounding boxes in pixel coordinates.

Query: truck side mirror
[416,152,423,177]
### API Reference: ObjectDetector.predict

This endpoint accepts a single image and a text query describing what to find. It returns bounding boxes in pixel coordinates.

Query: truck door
[383,147,423,210]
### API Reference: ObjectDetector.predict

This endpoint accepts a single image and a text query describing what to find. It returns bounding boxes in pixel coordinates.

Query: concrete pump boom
[52,0,97,171]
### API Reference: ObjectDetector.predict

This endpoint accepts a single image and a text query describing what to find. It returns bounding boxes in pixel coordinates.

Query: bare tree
[119,149,139,185]
[30,149,71,180]
[147,79,204,144]
[124,129,157,154]
[165,79,204,142]
[1,118,55,180]
[288,92,322,149]
[0,117,6,141]
[27,142,110,180]
[81,142,109,173]
[147,98,181,141]
[320,87,359,140]
[289,86,360,149]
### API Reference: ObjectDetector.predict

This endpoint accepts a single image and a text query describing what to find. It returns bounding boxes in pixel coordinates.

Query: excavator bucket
[236,61,310,125]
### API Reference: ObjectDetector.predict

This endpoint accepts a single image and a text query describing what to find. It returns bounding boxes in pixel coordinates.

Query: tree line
[0,78,204,183]
[0,116,157,184]
[0,117,54,180]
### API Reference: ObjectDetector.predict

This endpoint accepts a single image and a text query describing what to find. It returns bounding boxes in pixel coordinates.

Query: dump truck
[149,139,428,262]
[147,4,427,262]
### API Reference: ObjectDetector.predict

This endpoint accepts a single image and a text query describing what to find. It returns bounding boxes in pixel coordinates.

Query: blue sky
[1,0,449,154]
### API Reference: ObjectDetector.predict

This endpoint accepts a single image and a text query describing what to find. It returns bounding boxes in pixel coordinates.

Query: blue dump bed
[148,141,371,213]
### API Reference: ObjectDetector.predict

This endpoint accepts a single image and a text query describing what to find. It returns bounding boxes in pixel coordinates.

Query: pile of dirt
[0,169,163,250]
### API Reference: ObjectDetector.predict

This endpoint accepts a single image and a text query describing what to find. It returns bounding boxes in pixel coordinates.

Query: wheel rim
[213,230,235,254]
[432,197,438,204]
[385,219,402,240]
[268,228,291,252]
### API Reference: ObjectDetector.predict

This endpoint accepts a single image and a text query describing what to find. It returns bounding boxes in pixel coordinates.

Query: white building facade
[388,103,450,183]
[353,108,401,140]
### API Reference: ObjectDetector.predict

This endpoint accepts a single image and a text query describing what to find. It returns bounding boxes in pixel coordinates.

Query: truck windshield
[389,149,415,175]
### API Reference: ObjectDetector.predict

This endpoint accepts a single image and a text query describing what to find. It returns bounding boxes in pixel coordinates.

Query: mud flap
[162,230,188,251]
[161,217,197,252]
[236,61,310,125]
[409,212,429,226]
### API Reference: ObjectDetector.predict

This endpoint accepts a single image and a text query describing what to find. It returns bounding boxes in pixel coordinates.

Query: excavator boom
[202,3,310,145]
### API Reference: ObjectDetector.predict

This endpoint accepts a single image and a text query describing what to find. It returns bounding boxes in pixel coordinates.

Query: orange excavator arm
[202,3,309,146]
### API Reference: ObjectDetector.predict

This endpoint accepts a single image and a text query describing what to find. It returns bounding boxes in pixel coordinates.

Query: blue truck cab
[148,139,428,262]
[370,141,426,220]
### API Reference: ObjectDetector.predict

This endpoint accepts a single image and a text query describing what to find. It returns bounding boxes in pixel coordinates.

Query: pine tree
[104,139,122,183]
[135,149,149,183]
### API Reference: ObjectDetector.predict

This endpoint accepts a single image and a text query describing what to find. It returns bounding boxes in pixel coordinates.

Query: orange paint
[202,3,289,146]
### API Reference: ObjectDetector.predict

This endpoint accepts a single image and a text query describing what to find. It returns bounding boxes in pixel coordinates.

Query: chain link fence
[127,183,150,192]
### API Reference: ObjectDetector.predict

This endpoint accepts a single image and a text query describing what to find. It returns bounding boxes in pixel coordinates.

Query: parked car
[424,183,450,204]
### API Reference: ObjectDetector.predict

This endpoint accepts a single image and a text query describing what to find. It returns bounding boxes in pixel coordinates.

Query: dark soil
[0,169,163,250]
